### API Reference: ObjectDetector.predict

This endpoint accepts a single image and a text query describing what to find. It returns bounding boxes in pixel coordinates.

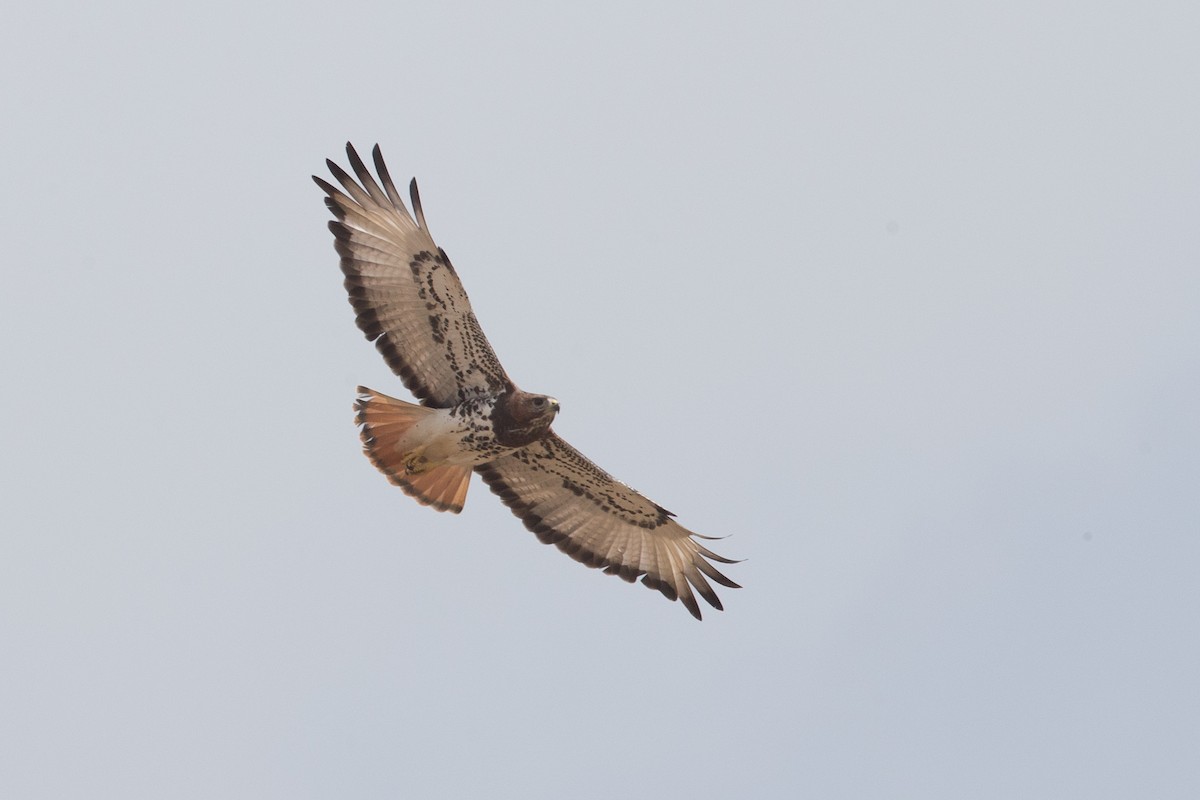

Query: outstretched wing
[315,143,511,407]
[475,433,740,619]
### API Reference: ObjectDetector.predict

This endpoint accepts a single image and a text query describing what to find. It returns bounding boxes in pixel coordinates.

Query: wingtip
[409,177,427,229]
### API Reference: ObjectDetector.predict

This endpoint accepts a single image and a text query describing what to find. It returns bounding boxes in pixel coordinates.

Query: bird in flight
[314,144,739,619]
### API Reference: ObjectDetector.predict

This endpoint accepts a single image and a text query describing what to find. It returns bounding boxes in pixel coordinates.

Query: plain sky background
[2,2,1198,797]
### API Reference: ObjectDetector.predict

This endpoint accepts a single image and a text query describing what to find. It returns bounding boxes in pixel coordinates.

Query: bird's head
[510,392,560,425]
[491,390,561,448]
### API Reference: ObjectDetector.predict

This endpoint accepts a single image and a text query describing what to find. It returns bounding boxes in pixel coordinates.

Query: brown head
[492,390,560,448]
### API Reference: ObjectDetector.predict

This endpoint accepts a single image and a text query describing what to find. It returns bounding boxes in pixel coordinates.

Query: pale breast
[411,396,515,467]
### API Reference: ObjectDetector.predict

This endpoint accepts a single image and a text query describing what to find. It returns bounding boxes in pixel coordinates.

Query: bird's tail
[354,386,472,513]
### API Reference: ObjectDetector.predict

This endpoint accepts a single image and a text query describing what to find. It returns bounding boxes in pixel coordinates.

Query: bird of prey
[314,144,739,619]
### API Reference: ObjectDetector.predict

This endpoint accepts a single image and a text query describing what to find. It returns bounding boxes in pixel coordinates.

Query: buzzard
[315,144,739,619]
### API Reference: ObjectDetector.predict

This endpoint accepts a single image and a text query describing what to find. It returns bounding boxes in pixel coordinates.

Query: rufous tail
[354,386,472,513]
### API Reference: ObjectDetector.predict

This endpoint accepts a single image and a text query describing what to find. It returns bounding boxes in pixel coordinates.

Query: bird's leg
[403,447,430,474]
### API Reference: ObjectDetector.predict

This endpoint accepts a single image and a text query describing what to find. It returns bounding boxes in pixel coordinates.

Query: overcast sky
[2,2,1198,797]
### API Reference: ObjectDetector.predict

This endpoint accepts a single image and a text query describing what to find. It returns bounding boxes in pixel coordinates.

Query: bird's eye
[532,397,545,407]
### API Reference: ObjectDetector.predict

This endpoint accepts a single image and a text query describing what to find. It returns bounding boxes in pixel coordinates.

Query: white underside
[394,407,494,468]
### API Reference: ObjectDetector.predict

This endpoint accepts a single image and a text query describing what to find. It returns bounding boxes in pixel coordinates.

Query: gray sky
[2,2,1198,797]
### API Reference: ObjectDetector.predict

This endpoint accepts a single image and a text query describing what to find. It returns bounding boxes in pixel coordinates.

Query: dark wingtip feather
[409,178,426,228]
[312,175,336,194]
[695,557,742,589]
[371,144,405,208]
[688,571,723,612]
[694,542,742,565]
[326,158,349,183]
[345,142,368,175]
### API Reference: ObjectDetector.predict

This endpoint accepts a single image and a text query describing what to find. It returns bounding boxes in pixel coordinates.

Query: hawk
[315,144,739,619]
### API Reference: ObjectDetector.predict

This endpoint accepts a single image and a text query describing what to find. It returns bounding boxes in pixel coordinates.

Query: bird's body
[354,386,558,513]
[315,144,739,619]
